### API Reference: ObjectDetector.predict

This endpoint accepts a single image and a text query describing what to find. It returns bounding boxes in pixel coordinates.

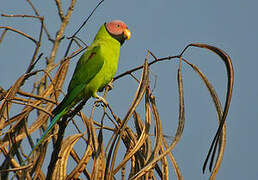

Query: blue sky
[1,0,258,179]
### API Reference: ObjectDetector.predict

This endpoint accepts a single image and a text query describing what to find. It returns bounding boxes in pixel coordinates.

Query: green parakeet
[28,20,131,157]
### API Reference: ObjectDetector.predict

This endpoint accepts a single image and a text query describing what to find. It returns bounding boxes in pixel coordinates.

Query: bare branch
[54,0,65,21]
[1,13,43,20]
[113,53,180,81]
[26,0,52,40]
[0,26,37,43]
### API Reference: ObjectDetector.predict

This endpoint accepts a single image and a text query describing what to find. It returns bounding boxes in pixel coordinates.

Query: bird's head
[105,20,131,45]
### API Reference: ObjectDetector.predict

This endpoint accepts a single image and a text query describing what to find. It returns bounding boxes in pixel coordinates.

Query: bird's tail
[27,89,86,159]
[27,107,68,158]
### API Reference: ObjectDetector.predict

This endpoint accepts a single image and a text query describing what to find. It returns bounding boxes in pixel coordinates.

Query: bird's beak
[123,28,131,40]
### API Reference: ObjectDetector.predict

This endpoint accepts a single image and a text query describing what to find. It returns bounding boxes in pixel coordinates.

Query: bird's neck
[94,24,121,47]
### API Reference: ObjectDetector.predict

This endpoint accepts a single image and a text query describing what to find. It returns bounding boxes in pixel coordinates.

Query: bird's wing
[52,45,104,115]
[68,45,104,92]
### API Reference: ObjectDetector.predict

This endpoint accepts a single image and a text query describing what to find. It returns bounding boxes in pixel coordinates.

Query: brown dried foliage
[0,1,233,180]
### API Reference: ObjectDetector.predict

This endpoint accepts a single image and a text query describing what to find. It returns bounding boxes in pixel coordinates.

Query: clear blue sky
[1,0,257,179]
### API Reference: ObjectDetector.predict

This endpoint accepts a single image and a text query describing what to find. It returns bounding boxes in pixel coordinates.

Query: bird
[28,20,131,158]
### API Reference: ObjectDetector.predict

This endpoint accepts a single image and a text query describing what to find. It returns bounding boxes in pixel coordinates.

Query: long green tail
[27,107,67,158]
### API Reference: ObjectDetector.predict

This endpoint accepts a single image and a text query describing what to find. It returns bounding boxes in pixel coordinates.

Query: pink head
[105,20,131,45]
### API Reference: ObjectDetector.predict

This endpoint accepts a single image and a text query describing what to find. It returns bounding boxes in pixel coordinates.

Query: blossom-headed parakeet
[28,20,131,157]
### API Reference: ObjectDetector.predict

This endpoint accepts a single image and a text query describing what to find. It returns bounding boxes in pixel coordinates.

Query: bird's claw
[94,96,108,107]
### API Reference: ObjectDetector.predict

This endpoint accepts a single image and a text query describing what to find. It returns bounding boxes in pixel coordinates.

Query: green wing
[52,45,104,115]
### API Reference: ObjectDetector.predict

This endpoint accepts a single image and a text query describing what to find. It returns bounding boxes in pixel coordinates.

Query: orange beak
[123,28,131,40]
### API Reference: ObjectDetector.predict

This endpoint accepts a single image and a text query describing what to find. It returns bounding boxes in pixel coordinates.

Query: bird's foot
[94,96,108,107]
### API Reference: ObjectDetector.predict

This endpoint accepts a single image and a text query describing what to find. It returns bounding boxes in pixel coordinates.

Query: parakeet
[28,20,131,157]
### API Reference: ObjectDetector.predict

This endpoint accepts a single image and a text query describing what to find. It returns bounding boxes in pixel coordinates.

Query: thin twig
[64,0,104,57]
[0,29,7,44]
[9,100,53,117]
[26,0,52,40]
[54,0,65,21]
[1,13,43,20]
[0,26,37,43]
[113,54,180,81]
[17,90,56,104]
